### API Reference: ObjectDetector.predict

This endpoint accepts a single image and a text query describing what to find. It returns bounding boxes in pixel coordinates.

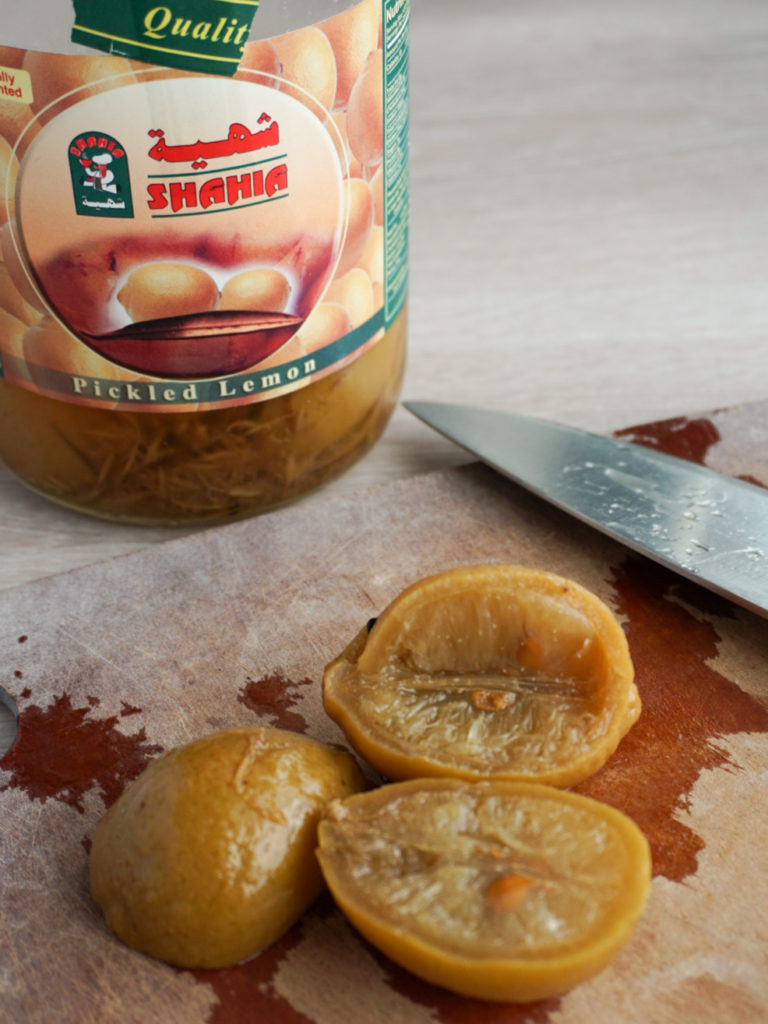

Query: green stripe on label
[71,0,260,77]
[382,0,409,324]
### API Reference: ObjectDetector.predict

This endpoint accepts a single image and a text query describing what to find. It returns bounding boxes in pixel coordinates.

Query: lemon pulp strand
[356,669,601,774]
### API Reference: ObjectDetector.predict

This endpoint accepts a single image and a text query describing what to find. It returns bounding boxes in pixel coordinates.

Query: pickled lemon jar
[0,0,408,524]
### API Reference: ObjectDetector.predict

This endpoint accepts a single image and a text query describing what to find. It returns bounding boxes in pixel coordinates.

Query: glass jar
[0,0,408,524]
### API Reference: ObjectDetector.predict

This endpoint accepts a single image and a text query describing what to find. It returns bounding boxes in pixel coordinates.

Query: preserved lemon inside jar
[0,0,409,525]
[0,313,406,523]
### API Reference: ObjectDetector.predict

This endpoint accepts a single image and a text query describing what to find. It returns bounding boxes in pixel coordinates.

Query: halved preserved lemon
[323,564,640,786]
[316,778,651,1002]
[89,727,364,969]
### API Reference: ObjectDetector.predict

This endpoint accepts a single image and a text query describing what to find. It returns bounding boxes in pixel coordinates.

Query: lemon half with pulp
[317,777,652,1002]
[323,564,640,786]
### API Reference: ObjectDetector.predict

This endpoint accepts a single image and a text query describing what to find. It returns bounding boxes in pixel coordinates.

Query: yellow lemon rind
[89,727,364,969]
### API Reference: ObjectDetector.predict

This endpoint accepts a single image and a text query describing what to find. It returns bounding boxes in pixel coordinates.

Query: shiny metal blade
[405,401,768,618]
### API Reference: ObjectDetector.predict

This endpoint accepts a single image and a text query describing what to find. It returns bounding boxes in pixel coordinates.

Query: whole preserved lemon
[89,727,364,969]
[323,564,640,787]
[316,778,652,1002]
[0,309,405,523]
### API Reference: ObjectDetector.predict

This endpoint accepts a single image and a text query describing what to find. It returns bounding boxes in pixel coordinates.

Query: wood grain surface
[1,400,767,1024]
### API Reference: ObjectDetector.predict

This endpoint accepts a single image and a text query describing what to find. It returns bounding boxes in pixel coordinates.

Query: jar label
[70,0,261,78]
[0,0,408,413]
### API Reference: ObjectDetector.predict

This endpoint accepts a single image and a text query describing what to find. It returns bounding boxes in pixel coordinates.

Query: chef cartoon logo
[68,132,134,218]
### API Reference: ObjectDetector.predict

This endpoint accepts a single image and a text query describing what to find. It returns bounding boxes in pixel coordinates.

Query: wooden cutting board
[2,401,768,1024]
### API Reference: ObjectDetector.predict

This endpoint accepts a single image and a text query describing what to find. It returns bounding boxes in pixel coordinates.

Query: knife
[405,401,768,619]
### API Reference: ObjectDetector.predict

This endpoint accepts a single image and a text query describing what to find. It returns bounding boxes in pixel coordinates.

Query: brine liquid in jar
[0,0,408,524]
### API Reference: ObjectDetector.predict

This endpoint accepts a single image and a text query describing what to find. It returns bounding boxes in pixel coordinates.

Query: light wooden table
[2,0,768,753]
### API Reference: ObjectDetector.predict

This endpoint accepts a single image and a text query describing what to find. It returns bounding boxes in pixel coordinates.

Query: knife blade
[405,400,768,618]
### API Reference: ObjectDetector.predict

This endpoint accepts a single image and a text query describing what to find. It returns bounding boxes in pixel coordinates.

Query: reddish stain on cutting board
[614,415,720,464]
[739,474,766,488]
[616,414,766,489]
[0,691,162,812]
[371,947,560,1024]
[193,898,335,1024]
[577,556,768,882]
[239,674,313,733]
[194,895,560,1024]
[196,894,561,1024]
